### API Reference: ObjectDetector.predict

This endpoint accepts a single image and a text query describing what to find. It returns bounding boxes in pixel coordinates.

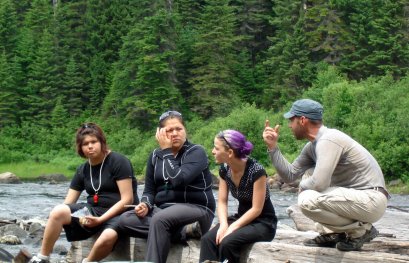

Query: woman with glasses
[29,123,138,263]
[119,110,215,263]
[199,130,277,263]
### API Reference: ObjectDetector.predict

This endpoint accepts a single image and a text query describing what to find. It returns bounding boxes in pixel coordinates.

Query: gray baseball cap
[283,99,323,120]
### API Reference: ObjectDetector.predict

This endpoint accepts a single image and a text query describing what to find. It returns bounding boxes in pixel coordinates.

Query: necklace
[89,154,107,204]
[162,162,169,193]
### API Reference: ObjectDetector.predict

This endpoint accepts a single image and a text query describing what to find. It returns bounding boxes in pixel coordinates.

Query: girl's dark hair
[76,123,109,158]
[158,110,185,128]
[217,129,253,159]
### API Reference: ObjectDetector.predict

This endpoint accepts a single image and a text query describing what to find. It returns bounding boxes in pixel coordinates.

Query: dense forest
[0,0,408,183]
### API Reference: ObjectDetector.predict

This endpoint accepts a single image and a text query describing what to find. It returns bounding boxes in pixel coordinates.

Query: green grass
[0,161,76,181]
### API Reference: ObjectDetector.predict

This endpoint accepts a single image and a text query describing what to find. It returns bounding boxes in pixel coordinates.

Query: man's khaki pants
[298,186,387,238]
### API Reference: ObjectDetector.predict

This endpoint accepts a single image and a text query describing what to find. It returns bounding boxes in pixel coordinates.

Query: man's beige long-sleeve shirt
[268,126,386,192]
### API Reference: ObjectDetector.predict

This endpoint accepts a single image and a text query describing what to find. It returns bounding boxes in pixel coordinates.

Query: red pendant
[93,194,98,204]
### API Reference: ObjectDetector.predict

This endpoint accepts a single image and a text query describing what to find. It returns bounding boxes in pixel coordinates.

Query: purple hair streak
[217,129,253,159]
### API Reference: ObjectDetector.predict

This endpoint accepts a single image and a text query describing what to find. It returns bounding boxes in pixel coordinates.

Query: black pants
[199,218,276,263]
[119,203,214,263]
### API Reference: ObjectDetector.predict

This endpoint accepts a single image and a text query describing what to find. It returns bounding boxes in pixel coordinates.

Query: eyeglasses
[81,123,97,130]
[218,131,233,149]
[159,111,182,122]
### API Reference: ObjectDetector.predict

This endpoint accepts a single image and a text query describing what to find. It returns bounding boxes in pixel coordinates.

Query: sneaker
[336,226,379,251]
[185,221,202,239]
[28,255,50,263]
[303,232,346,248]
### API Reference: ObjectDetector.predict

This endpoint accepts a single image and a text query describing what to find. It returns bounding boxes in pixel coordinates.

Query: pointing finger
[265,120,270,128]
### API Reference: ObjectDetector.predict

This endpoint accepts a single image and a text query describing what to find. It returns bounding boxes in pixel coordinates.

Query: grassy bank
[0,161,75,181]
[0,161,147,182]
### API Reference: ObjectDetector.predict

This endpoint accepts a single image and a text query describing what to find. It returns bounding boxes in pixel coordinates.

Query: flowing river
[0,182,408,261]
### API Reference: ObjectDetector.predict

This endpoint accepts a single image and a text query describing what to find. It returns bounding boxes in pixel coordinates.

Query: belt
[371,187,390,199]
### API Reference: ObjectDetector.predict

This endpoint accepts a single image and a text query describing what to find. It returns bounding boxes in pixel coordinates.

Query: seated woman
[119,110,216,263]
[29,123,138,263]
[200,129,277,263]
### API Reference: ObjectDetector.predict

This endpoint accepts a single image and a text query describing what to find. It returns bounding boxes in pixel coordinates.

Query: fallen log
[66,207,409,262]
[66,227,409,263]
[244,242,409,263]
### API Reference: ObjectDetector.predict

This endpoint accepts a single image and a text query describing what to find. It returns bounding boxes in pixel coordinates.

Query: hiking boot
[185,221,202,239]
[28,255,50,263]
[303,232,346,248]
[336,226,379,251]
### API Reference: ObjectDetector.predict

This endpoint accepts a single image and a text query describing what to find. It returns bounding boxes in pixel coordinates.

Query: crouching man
[263,99,389,251]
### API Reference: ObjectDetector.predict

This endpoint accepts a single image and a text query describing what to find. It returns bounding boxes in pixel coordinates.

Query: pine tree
[53,0,89,112]
[23,29,57,124]
[229,0,274,106]
[104,1,184,130]
[174,0,205,26]
[261,0,313,108]
[0,49,18,127]
[85,0,141,111]
[303,0,352,64]
[338,0,409,79]
[188,0,240,119]
[0,0,18,56]
[230,0,274,64]
[24,0,53,37]
[51,96,68,127]
[62,56,85,117]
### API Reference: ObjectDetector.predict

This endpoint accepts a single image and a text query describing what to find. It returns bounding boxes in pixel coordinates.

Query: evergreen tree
[14,0,55,118]
[337,0,409,79]
[0,0,18,57]
[230,0,274,64]
[62,56,85,116]
[53,0,89,112]
[23,29,57,124]
[188,0,240,119]
[303,0,352,64]
[51,96,68,127]
[174,0,205,26]
[24,0,53,37]
[262,0,313,108]
[14,0,32,21]
[104,1,184,130]
[229,0,274,107]
[85,0,141,111]
[0,50,18,127]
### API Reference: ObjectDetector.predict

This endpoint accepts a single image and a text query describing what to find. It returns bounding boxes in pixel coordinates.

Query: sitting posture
[263,99,389,251]
[29,123,138,263]
[119,110,215,263]
[200,130,277,263]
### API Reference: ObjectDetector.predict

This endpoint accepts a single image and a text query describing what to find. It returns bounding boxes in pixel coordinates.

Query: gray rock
[388,179,402,186]
[28,222,44,235]
[0,172,21,184]
[0,224,28,239]
[54,244,68,255]
[0,235,21,245]
[286,204,316,232]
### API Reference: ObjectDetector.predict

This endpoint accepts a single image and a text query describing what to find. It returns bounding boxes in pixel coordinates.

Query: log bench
[66,228,409,263]
[66,208,409,263]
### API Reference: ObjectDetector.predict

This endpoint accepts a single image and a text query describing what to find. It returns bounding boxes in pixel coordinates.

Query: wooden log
[67,208,409,262]
[244,242,409,263]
